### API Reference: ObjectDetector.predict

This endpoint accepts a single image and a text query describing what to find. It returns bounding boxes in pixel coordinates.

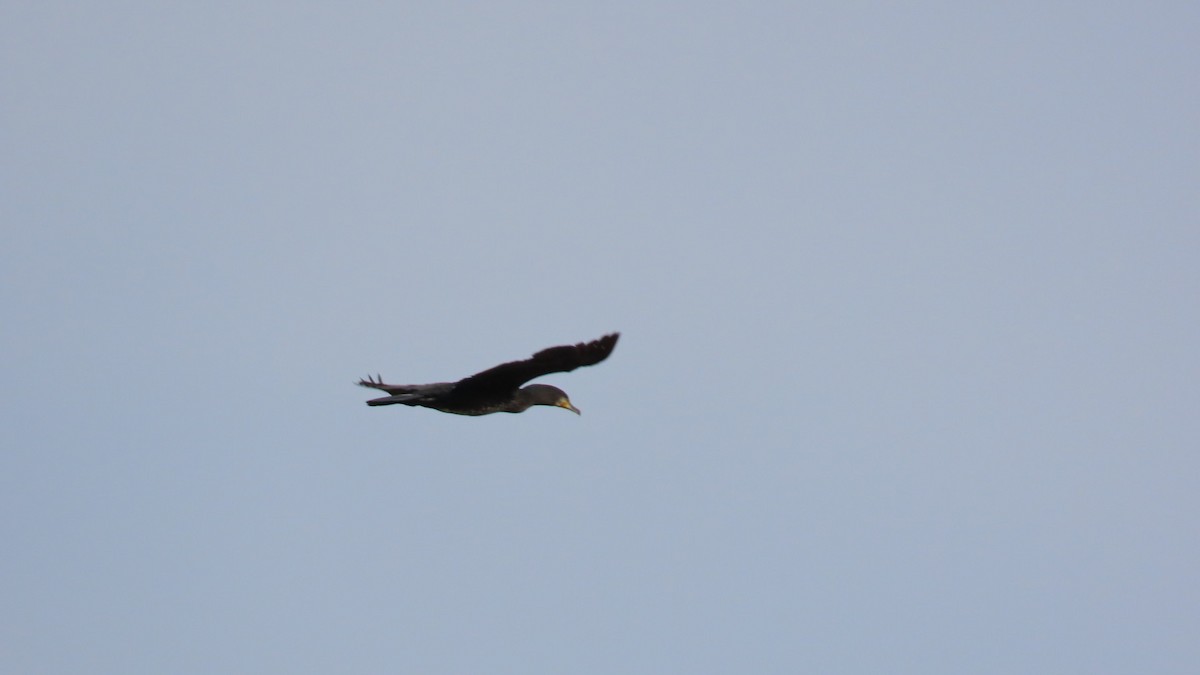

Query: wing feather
[453,333,619,394]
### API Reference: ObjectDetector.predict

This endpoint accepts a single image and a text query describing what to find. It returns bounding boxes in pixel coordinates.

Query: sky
[2,2,1198,673]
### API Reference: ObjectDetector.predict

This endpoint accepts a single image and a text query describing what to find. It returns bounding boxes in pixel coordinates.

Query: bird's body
[358,333,619,416]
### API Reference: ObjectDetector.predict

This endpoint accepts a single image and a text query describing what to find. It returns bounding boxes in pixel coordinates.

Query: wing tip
[582,331,620,364]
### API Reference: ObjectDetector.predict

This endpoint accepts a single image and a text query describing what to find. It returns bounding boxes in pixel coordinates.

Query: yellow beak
[558,400,581,415]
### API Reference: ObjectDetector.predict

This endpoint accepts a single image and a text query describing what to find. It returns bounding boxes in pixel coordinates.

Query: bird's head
[523,384,581,415]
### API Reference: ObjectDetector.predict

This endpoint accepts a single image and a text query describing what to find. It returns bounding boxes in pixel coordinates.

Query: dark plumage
[358,333,619,416]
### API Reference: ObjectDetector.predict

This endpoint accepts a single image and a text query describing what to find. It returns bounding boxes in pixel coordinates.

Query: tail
[365,393,424,407]
[358,374,411,393]
[358,374,421,406]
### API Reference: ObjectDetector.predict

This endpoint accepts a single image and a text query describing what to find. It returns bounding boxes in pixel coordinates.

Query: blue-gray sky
[3,2,1198,673]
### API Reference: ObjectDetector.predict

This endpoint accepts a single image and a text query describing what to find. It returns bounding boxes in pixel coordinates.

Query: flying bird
[358,333,619,416]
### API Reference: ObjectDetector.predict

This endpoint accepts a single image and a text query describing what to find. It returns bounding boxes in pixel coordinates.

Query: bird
[358,333,619,416]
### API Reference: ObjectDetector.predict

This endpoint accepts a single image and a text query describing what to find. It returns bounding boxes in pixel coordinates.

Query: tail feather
[366,393,424,407]
[358,376,452,408]
[357,374,416,395]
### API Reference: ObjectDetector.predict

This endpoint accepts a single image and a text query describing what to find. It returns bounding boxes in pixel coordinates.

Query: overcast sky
[3,2,1198,673]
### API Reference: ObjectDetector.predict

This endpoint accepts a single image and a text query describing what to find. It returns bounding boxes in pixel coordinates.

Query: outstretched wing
[454,333,620,395]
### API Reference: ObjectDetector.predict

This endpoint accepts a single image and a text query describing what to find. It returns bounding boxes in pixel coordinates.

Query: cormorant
[358,333,619,416]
